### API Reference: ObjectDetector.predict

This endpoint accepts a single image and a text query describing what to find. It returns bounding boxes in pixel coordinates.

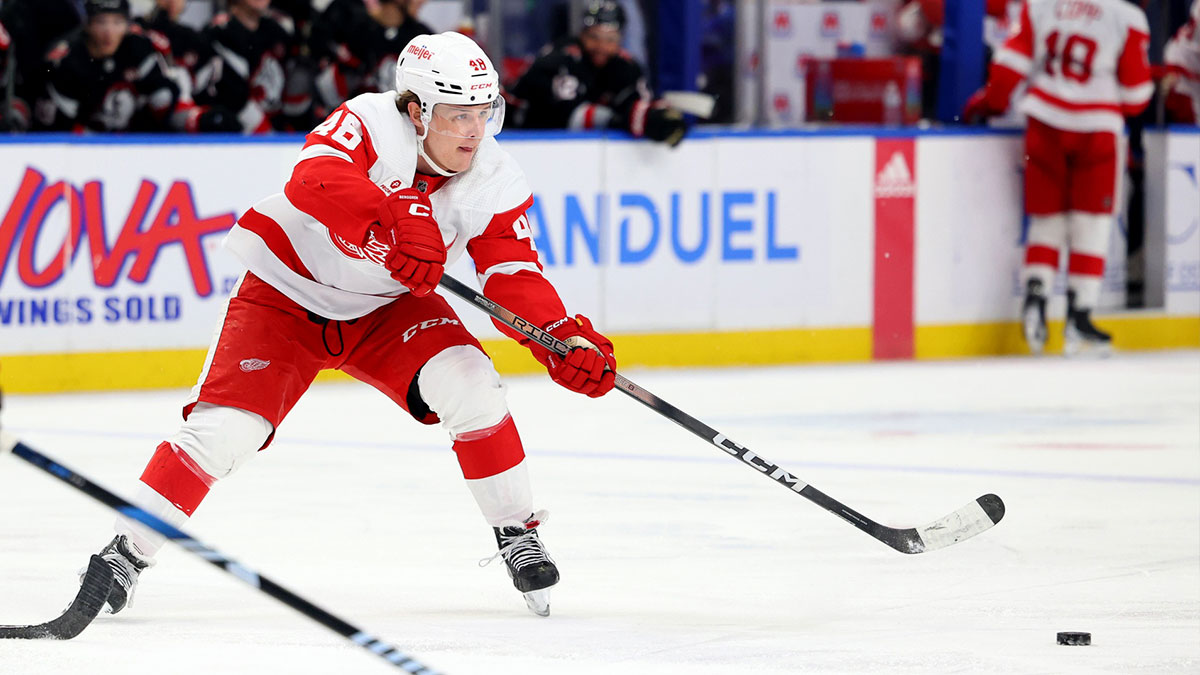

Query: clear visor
[427,98,505,139]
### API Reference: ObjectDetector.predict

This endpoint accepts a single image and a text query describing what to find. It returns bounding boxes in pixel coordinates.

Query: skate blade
[1064,339,1113,359]
[523,589,551,617]
[1024,333,1046,356]
[1022,307,1046,355]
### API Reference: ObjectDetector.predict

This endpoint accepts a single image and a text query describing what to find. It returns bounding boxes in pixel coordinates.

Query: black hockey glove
[643,106,687,147]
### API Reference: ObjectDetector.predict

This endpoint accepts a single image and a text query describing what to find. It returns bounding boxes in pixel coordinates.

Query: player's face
[86,14,129,57]
[580,25,622,68]
[374,2,404,28]
[423,103,491,172]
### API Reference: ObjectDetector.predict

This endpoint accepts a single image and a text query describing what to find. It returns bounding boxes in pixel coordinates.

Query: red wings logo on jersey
[329,230,391,265]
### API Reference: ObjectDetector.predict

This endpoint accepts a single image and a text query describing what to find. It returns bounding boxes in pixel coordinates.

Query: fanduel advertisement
[503,138,871,334]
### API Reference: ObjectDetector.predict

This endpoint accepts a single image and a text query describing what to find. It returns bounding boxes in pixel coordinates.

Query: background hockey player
[43,0,182,132]
[87,31,617,618]
[964,0,1152,355]
[139,0,242,132]
[509,0,688,147]
[309,0,433,116]
[203,0,311,132]
[0,17,16,131]
[1163,0,1200,124]
[0,0,85,131]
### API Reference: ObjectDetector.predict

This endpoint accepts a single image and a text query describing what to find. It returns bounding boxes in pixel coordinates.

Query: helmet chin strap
[416,119,459,177]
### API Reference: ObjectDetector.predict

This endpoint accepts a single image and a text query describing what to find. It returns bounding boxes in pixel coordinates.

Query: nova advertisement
[0,142,290,356]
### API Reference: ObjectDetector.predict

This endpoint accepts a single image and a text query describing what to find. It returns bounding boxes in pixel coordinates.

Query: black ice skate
[1064,290,1112,357]
[94,535,154,614]
[1021,279,1048,355]
[482,511,559,617]
[1065,288,1108,355]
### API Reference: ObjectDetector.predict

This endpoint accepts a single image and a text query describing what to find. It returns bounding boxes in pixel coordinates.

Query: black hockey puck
[1057,631,1091,646]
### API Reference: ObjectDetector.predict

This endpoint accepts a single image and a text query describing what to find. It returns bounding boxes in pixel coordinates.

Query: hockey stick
[662,90,717,119]
[0,555,113,640]
[0,433,443,674]
[438,274,1005,554]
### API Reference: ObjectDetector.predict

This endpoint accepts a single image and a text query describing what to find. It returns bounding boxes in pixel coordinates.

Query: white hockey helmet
[394,32,505,140]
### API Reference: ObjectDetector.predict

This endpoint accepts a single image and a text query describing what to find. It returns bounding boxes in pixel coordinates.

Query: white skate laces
[479,510,551,569]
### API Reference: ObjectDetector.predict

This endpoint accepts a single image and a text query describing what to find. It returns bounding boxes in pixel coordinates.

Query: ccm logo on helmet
[407,44,434,60]
[470,83,493,90]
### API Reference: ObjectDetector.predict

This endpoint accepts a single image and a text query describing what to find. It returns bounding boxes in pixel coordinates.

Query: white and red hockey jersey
[225,91,566,331]
[1164,1,1200,122]
[985,0,1153,132]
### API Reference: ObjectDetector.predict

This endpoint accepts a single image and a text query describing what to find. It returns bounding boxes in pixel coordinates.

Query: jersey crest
[329,230,391,265]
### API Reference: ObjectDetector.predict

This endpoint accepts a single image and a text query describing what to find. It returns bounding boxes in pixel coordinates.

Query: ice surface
[1,351,1197,674]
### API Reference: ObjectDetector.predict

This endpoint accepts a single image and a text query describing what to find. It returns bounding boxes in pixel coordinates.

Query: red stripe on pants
[873,139,916,360]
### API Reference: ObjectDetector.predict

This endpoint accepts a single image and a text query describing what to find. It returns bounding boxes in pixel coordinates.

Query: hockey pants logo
[402,317,461,342]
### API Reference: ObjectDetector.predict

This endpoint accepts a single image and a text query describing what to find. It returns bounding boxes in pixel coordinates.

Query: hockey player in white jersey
[1164,0,1200,124]
[964,0,1152,355]
[86,31,617,618]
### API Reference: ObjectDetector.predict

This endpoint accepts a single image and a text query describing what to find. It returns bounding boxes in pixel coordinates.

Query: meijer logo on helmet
[406,44,434,60]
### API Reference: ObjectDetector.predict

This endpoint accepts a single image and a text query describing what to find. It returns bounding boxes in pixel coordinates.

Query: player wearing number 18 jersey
[965,0,1152,355]
[81,32,617,618]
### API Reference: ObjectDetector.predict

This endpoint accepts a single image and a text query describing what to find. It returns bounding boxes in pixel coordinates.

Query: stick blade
[913,493,1006,554]
[662,90,717,118]
[881,494,1007,555]
[0,555,114,640]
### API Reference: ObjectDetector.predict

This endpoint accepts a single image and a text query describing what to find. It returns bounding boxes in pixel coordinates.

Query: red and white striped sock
[454,416,534,527]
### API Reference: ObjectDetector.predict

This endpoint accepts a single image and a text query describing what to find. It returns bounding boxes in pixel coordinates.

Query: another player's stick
[438,274,1006,554]
[0,433,443,674]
